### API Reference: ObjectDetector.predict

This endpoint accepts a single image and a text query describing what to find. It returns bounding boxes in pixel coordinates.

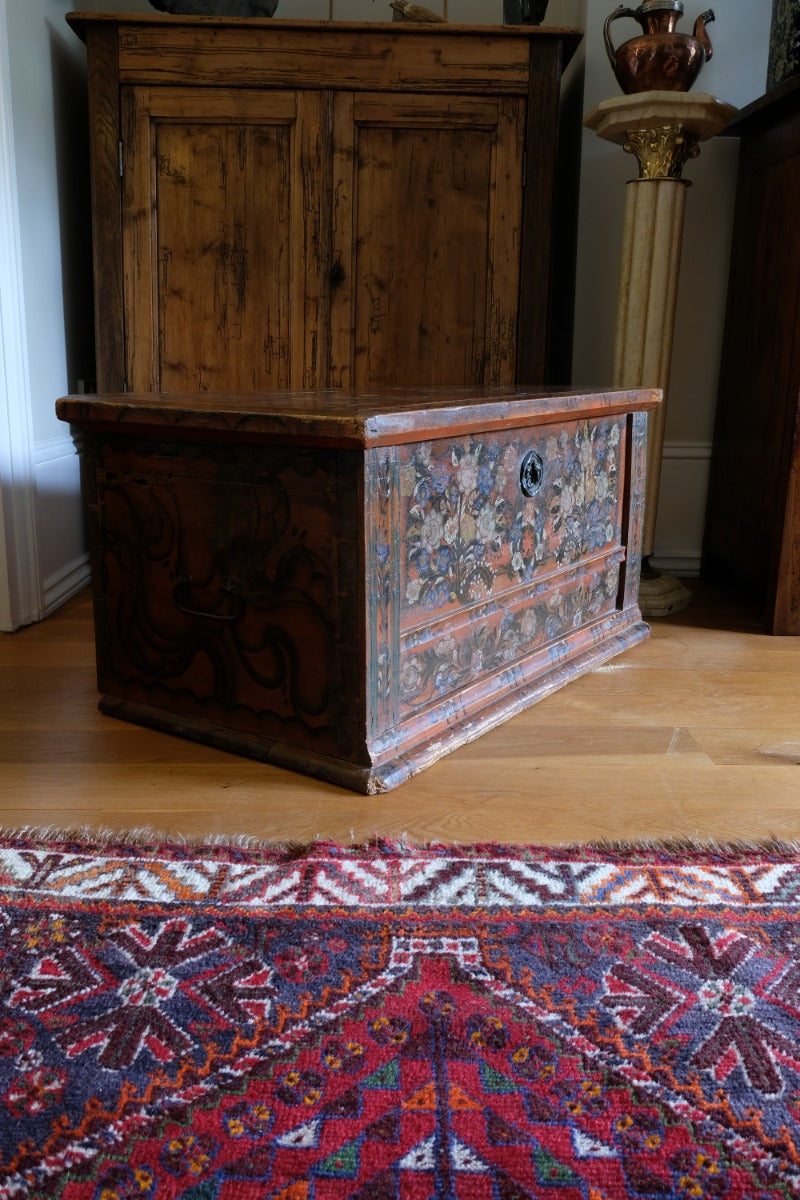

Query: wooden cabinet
[703,78,800,632]
[69,14,581,395]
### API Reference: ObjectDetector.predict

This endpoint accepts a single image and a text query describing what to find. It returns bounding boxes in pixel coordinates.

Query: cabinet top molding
[67,13,581,42]
[68,14,581,99]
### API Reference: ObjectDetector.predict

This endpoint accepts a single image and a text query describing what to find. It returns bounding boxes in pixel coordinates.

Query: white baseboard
[650,441,712,579]
[42,551,90,615]
[35,434,89,613]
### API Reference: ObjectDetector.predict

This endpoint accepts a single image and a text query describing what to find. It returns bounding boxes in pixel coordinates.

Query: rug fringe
[0,823,307,853]
[586,835,800,856]
[0,824,404,857]
[3,824,800,858]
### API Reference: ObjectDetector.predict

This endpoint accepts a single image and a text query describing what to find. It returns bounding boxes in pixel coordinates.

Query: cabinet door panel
[331,94,524,390]
[122,87,327,392]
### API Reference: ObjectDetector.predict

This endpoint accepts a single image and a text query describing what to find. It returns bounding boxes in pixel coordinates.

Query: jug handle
[603,5,638,69]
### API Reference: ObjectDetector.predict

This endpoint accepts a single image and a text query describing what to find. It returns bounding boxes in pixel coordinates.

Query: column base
[638,560,692,617]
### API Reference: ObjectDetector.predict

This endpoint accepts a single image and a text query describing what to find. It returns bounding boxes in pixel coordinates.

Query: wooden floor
[1,581,798,847]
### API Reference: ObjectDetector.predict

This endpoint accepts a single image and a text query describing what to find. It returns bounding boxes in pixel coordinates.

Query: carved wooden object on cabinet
[67,13,582,394]
[57,386,658,793]
[703,78,800,633]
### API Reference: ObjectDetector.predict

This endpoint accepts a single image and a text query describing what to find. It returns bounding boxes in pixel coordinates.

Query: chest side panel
[88,436,362,758]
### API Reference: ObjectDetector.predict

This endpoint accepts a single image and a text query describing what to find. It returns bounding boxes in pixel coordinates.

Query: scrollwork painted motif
[97,441,339,740]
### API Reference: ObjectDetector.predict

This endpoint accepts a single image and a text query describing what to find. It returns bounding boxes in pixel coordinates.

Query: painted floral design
[393,418,625,711]
[401,419,622,619]
[399,565,620,709]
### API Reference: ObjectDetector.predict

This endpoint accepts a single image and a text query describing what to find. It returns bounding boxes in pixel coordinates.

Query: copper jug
[604,1,715,93]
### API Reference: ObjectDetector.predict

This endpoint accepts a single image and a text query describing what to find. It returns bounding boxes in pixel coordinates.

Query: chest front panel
[399,417,625,623]
[396,418,626,718]
[365,414,634,750]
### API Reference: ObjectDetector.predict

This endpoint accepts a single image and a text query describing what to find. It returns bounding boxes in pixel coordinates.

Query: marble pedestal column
[584,92,736,617]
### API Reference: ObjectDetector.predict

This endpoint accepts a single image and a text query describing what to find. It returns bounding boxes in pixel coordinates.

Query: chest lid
[56,386,660,449]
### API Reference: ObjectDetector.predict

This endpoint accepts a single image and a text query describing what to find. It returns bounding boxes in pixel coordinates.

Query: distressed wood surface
[122,87,326,392]
[517,41,564,385]
[334,94,523,389]
[68,16,580,94]
[73,15,581,394]
[85,24,125,393]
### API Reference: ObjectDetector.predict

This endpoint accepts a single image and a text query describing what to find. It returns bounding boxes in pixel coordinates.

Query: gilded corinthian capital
[623,126,701,180]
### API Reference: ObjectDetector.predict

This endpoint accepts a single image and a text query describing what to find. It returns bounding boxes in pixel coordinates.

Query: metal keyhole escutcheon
[519,450,544,497]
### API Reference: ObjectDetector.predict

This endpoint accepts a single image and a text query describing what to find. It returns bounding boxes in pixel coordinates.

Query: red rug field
[1,833,799,1198]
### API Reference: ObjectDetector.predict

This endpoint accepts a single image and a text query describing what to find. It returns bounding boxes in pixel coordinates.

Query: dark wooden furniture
[57,385,658,792]
[67,13,582,395]
[703,77,800,633]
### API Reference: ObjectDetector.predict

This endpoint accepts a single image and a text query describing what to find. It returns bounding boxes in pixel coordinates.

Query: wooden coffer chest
[57,387,658,792]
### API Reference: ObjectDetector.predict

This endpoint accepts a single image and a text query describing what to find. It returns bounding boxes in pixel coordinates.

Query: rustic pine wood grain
[340,91,524,389]
[329,91,356,390]
[88,19,576,94]
[85,24,125,393]
[73,15,580,393]
[121,85,159,392]
[2,582,800,845]
[486,98,526,386]
[122,88,327,393]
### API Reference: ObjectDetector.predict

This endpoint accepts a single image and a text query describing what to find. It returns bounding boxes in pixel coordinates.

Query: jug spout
[692,7,714,60]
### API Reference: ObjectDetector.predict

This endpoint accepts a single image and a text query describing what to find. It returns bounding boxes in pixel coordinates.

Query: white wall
[0,0,776,630]
[0,0,95,628]
[0,0,38,630]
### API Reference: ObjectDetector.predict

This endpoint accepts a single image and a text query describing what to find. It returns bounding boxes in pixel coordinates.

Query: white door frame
[0,0,42,631]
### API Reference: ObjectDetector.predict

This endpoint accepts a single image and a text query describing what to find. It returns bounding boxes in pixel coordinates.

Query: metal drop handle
[172,580,244,622]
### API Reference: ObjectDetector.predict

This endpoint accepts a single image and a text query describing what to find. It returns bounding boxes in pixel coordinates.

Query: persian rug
[2,835,800,1199]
